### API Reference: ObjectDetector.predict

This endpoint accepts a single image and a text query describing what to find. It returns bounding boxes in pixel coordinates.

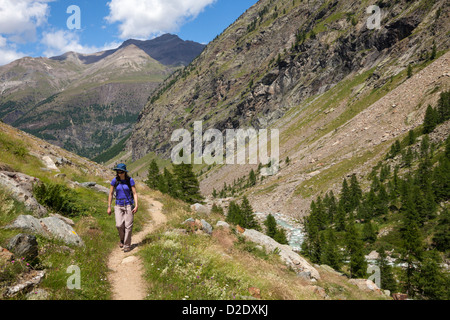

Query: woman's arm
[107,185,114,215]
[132,185,138,214]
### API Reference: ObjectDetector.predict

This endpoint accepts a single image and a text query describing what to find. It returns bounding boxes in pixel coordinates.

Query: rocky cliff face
[130,0,449,217]
[0,35,205,160]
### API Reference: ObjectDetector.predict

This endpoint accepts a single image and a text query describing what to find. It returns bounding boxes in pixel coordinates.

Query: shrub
[33,182,87,217]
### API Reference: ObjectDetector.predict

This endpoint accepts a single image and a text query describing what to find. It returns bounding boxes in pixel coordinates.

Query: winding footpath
[107,195,166,300]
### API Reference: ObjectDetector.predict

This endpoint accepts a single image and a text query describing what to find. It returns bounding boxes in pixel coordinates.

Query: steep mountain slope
[0,34,205,159]
[129,0,449,217]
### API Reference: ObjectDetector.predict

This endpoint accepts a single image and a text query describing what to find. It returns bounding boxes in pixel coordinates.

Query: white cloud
[105,0,216,39]
[0,35,26,65]
[0,0,53,43]
[41,29,120,57]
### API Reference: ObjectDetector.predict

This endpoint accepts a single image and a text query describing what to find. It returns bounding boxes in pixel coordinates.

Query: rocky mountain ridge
[128,0,449,219]
[0,34,205,159]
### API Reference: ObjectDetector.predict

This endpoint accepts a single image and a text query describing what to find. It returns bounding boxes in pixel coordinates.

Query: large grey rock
[0,171,47,217]
[6,215,46,234]
[40,217,84,247]
[190,203,210,214]
[201,219,213,235]
[5,215,84,247]
[7,233,39,261]
[242,228,320,280]
[216,221,230,228]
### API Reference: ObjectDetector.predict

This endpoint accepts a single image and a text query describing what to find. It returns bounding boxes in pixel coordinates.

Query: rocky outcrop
[5,215,84,247]
[0,171,47,217]
[242,228,320,280]
[7,233,39,261]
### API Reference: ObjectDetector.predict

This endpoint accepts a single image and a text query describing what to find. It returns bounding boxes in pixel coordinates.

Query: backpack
[114,177,134,205]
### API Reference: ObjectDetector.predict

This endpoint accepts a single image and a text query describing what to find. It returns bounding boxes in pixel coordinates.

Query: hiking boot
[119,241,124,249]
[123,247,131,253]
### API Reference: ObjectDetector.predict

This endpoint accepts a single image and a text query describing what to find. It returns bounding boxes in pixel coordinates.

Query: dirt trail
[107,195,166,300]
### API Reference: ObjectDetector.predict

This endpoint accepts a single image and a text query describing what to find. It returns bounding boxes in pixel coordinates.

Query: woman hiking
[107,163,138,252]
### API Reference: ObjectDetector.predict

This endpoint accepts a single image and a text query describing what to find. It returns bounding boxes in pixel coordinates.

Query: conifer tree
[248,169,256,187]
[436,90,449,123]
[173,161,203,204]
[433,208,450,252]
[240,196,260,230]
[264,214,278,238]
[362,220,377,243]
[378,247,398,293]
[163,168,177,198]
[273,227,288,245]
[326,191,338,223]
[340,178,352,213]
[417,250,449,300]
[400,186,423,297]
[345,213,367,278]
[302,207,322,263]
[226,201,243,226]
[349,174,362,211]
[335,203,347,232]
[146,159,162,190]
[407,129,416,146]
[321,229,342,271]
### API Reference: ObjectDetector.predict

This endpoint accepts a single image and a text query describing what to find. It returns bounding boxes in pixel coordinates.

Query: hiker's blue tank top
[111,177,135,206]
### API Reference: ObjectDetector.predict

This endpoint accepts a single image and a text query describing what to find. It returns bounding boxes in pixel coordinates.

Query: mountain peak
[49,34,205,67]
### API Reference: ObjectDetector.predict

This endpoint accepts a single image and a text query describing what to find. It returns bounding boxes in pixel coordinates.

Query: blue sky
[0,0,258,65]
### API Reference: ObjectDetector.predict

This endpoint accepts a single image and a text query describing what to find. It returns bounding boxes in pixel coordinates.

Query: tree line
[302,91,450,299]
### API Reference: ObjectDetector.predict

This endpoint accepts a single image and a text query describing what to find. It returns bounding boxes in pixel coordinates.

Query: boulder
[349,279,383,295]
[190,203,210,214]
[201,219,213,235]
[7,233,39,261]
[242,228,320,280]
[365,250,379,260]
[0,171,47,217]
[216,221,230,228]
[40,217,84,247]
[41,156,59,171]
[3,270,46,298]
[5,215,84,247]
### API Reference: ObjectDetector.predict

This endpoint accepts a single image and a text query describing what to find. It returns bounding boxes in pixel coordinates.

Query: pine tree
[340,178,352,213]
[402,147,414,168]
[345,213,367,278]
[378,247,398,293]
[302,210,322,263]
[349,174,362,211]
[248,169,256,187]
[436,90,449,123]
[273,227,288,245]
[240,196,260,230]
[407,64,413,78]
[433,208,450,252]
[264,214,277,238]
[423,105,438,134]
[417,250,449,300]
[173,161,203,204]
[146,159,161,190]
[400,186,423,297]
[375,183,389,217]
[407,129,416,146]
[362,220,377,243]
[226,201,243,226]
[335,203,347,232]
[326,191,338,224]
[163,168,177,198]
[321,229,342,271]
